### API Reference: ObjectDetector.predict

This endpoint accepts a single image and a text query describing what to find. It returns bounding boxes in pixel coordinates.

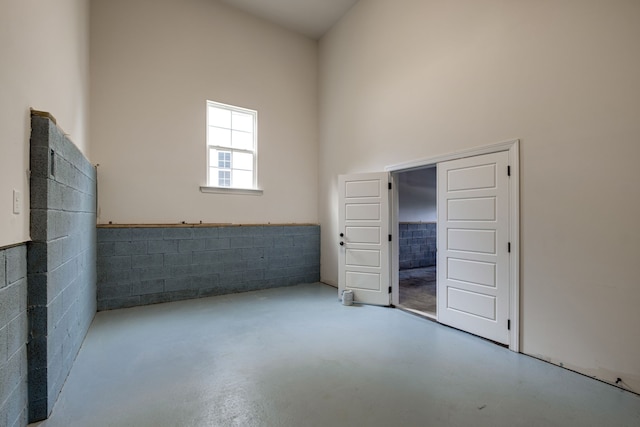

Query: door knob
[340,233,344,237]
[340,242,344,246]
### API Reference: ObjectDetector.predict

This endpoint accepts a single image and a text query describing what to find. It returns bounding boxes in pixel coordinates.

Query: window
[206,100,257,190]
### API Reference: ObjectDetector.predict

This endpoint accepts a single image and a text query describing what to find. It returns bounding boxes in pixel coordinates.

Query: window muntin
[206,101,257,189]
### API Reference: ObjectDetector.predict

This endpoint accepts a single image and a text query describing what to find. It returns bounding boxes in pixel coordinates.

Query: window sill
[200,186,263,196]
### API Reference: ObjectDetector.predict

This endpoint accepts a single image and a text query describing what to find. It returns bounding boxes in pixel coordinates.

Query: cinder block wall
[27,114,97,422]
[399,223,436,270]
[97,225,320,310]
[0,245,28,427]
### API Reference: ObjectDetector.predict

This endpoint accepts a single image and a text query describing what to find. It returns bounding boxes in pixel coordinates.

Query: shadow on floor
[398,266,436,315]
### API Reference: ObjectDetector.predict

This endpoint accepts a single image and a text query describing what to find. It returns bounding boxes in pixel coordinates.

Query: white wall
[397,168,436,222]
[90,0,318,225]
[0,0,90,248]
[319,0,640,390]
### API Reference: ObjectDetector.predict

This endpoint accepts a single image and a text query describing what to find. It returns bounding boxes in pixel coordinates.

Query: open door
[338,173,391,306]
[437,151,511,345]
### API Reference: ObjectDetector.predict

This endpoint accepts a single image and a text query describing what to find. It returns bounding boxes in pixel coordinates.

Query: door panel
[438,151,510,345]
[447,288,496,320]
[447,197,496,221]
[448,164,496,191]
[346,227,381,244]
[339,173,390,305]
[447,258,496,287]
[346,204,380,221]
[448,229,496,253]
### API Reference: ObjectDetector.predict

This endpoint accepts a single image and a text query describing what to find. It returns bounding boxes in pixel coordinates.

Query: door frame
[386,139,520,352]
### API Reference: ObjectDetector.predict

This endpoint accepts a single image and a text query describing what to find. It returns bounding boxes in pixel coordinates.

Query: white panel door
[339,173,391,306]
[437,152,511,344]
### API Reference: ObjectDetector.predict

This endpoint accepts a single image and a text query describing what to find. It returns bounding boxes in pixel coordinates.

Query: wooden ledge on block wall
[31,108,57,124]
[96,223,320,228]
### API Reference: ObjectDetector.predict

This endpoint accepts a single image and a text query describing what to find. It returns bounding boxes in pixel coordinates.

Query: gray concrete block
[230,237,254,249]
[262,226,284,236]
[0,250,5,289]
[29,397,48,424]
[0,281,23,328]
[164,253,192,266]
[271,247,299,258]
[163,228,194,240]
[198,286,227,298]
[192,228,219,239]
[273,236,294,248]
[98,296,141,311]
[218,271,243,285]
[98,242,116,257]
[204,238,230,250]
[148,240,178,254]
[131,254,164,269]
[132,266,165,281]
[283,225,316,235]
[132,280,165,296]
[190,263,224,276]
[165,265,192,278]
[192,275,219,289]
[164,278,191,292]
[219,226,261,238]
[7,311,27,358]
[245,258,268,270]
[101,268,138,285]
[98,256,131,272]
[27,242,48,275]
[6,246,26,285]
[30,209,48,242]
[252,236,274,248]
[129,228,164,241]
[178,239,205,253]
[30,176,50,210]
[29,116,50,147]
[0,324,7,363]
[97,228,133,242]
[243,269,264,281]
[265,257,290,269]
[191,251,217,265]
[115,241,147,256]
[140,290,198,306]
[223,260,246,272]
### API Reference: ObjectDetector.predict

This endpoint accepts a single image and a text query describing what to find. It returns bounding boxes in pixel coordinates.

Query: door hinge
[388,286,392,294]
[388,234,392,242]
[508,242,511,253]
[508,319,511,330]
[507,165,511,176]
[388,182,392,190]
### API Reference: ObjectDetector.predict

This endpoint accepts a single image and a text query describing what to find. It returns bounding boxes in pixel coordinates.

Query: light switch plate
[13,190,21,214]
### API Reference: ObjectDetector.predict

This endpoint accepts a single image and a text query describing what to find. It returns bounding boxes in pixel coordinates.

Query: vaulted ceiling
[218,0,359,39]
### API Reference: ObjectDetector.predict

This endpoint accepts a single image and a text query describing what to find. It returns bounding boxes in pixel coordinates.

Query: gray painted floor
[31,283,639,427]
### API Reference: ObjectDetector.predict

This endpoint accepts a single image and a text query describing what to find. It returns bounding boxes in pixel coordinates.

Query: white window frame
[201,100,262,195]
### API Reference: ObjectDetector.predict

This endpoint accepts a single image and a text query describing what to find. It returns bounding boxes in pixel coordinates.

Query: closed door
[437,151,511,345]
[338,173,391,306]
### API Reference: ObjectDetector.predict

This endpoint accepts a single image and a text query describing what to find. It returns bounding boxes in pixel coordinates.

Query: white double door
[338,151,512,345]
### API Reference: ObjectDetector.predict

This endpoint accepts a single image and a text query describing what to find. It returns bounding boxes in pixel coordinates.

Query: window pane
[219,170,231,187]
[232,169,253,189]
[208,106,231,128]
[232,130,253,150]
[218,151,231,168]
[233,151,253,171]
[209,127,232,148]
[232,111,254,132]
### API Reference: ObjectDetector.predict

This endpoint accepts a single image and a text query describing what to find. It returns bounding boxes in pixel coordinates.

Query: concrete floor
[31,283,639,427]
[398,266,436,315]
